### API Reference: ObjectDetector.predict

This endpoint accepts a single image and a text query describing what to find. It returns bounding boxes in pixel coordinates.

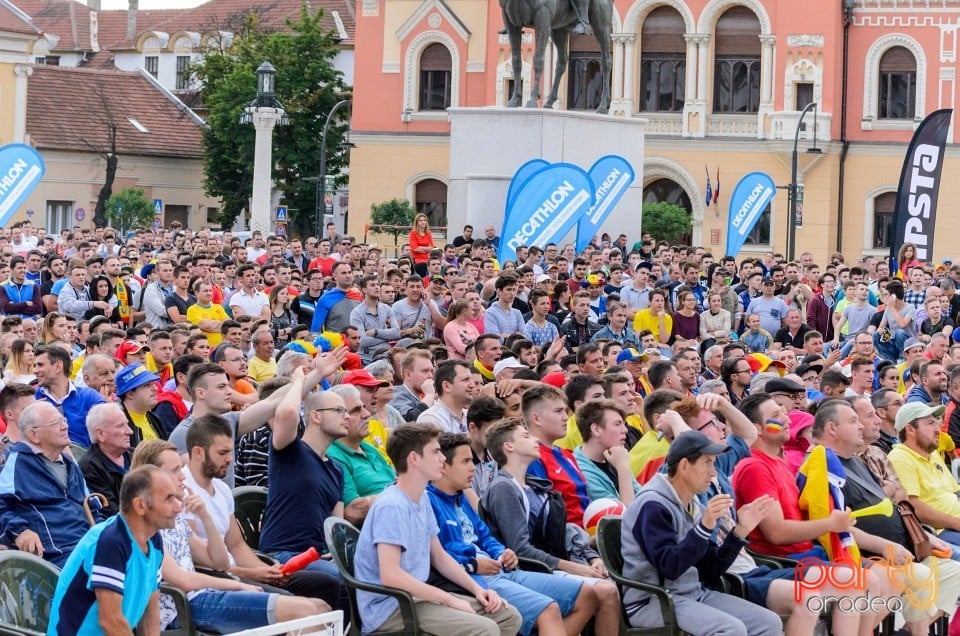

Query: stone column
[758,34,776,139]
[13,65,32,143]
[696,34,710,104]
[684,34,698,103]
[759,35,776,106]
[622,35,636,114]
[247,106,285,236]
[611,35,625,105]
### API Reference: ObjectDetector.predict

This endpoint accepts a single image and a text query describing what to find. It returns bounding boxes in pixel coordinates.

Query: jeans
[188,590,276,633]
[272,550,341,579]
[874,328,909,361]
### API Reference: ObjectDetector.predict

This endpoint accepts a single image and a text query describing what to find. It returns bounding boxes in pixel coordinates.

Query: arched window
[878,47,916,120]
[639,7,686,112]
[419,43,451,111]
[644,178,693,244]
[713,6,760,114]
[415,179,447,227]
[873,192,897,249]
[568,35,608,110]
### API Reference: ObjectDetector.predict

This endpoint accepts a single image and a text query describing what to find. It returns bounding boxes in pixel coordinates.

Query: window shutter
[420,44,451,72]
[880,47,916,73]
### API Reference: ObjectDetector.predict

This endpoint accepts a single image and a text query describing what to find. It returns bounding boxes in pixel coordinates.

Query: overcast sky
[100,0,205,9]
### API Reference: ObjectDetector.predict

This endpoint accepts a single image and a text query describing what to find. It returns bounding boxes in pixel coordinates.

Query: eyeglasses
[29,418,67,430]
[696,417,723,432]
[314,406,348,416]
[735,368,752,374]
[223,357,246,363]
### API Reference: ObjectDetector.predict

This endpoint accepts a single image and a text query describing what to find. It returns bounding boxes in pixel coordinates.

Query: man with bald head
[260,368,349,582]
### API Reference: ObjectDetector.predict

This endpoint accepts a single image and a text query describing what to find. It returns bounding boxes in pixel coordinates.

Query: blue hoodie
[0,442,98,564]
[426,483,503,582]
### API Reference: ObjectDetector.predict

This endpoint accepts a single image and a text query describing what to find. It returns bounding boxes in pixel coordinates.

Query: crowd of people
[2,217,960,634]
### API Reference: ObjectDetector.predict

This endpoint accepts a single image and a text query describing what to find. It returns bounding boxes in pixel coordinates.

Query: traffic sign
[75,208,85,221]
[275,206,287,222]
[275,222,287,237]
[153,198,163,215]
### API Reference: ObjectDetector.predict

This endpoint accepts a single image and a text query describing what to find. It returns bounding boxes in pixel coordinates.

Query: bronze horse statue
[501,0,613,114]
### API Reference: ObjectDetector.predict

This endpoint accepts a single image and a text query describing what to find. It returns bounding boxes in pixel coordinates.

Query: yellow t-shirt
[128,410,159,442]
[186,303,229,347]
[363,419,393,467]
[247,356,277,383]
[888,442,960,530]
[633,309,673,342]
[71,355,84,381]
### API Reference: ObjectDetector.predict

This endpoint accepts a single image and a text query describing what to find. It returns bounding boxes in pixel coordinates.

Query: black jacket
[78,443,131,516]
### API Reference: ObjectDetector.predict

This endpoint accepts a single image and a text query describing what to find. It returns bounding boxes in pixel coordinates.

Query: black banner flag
[890,108,953,263]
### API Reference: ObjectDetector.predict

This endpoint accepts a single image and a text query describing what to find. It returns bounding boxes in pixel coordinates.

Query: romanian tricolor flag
[797,445,860,565]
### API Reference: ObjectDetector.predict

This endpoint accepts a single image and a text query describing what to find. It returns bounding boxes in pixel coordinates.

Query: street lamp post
[786,102,821,261]
[240,61,288,236]
[316,99,353,238]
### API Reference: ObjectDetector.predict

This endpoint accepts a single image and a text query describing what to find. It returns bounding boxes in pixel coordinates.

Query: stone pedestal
[447,107,646,246]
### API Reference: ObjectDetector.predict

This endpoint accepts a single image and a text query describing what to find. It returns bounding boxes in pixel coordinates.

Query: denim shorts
[188,590,278,633]
[741,565,795,606]
[485,570,583,635]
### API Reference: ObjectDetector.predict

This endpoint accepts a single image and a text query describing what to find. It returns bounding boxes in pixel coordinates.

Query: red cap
[115,340,149,363]
[541,371,567,388]
[341,369,389,388]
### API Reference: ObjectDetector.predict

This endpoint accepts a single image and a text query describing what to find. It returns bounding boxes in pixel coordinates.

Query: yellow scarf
[473,359,495,382]
[115,278,130,325]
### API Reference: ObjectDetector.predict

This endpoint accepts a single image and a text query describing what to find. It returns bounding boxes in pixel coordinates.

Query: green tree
[105,188,155,236]
[370,199,416,254]
[641,202,692,244]
[194,5,350,234]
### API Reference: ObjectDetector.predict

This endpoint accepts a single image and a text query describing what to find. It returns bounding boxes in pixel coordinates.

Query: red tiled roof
[12,0,89,49]
[0,1,42,36]
[26,64,204,159]
[105,0,354,49]
[97,7,189,50]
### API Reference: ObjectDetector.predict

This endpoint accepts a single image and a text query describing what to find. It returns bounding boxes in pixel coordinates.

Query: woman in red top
[409,212,434,276]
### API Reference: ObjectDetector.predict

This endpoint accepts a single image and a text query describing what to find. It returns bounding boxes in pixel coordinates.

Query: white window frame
[861,34,925,131]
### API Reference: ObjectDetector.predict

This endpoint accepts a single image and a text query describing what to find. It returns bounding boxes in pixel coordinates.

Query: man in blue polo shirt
[34,345,105,447]
[48,465,176,635]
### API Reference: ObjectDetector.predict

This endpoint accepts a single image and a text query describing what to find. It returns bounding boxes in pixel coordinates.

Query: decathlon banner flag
[0,144,44,228]
[725,171,777,257]
[499,163,595,263]
[890,108,953,262]
[575,155,635,253]
[506,158,549,211]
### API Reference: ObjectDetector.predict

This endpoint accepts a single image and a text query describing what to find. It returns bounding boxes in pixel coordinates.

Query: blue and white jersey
[48,514,163,635]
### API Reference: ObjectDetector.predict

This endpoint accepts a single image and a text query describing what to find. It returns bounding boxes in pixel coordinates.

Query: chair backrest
[324,517,364,634]
[233,486,268,551]
[69,442,87,462]
[0,551,60,635]
[596,516,624,578]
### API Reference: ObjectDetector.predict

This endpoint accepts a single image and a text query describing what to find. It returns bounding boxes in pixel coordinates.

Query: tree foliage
[105,188,155,236]
[641,202,692,244]
[194,5,350,234]
[370,199,416,248]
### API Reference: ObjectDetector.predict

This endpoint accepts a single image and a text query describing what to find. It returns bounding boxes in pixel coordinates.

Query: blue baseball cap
[115,363,159,397]
[617,348,647,364]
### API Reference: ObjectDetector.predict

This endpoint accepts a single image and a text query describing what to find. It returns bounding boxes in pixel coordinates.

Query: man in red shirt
[731,393,892,634]
[732,393,854,558]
